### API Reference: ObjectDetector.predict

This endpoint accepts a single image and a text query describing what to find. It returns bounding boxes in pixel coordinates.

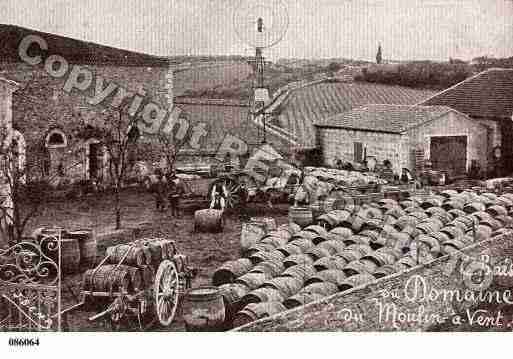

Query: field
[26,187,289,331]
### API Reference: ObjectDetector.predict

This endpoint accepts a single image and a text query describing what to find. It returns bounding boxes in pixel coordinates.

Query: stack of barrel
[33,227,97,275]
[82,238,176,295]
[212,189,513,329]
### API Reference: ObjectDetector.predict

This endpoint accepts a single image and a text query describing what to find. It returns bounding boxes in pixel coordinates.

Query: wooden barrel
[218,283,250,320]
[125,266,143,291]
[343,235,371,247]
[305,269,347,287]
[213,258,253,286]
[262,277,303,297]
[245,243,276,257]
[343,259,377,276]
[299,282,338,296]
[289,207,313,228]
[240,221,267,255]
[106,244,147,268]
[373,265,401,279]
[240,288,285,307]
[281,223,301,235]
[61,238,81,275]
[276,243,304,257]
[235,272,270,290]
[83,265,131,293]
[338,273,375,292]
[249,250,285,265]
[328,227,353,241]
[139,265,155,290]
[250,260,285,277]
[281,264,317,282]
[283,292,324,309]
[313,256,348,271]
[304,225,329,239]
[233,302,286,328]
[182,287,225,332]
[283,254,314,268]
[318,240,346,254]
[194,209,223,233]
[260,234,289,248]
[287,238,314,252]
[66,229,97,269]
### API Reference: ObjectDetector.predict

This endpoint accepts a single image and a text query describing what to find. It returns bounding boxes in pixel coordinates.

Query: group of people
[151,169,185,217]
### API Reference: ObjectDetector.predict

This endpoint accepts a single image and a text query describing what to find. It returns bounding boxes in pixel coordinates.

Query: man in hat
[210,182,227,211]
[167,170,184,217]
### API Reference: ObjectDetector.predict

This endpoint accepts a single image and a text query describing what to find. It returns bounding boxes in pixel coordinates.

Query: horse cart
[62,238,195,331]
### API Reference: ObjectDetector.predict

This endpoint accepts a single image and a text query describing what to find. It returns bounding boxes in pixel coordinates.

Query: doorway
[430,136,467,176]
[88,143,102,179]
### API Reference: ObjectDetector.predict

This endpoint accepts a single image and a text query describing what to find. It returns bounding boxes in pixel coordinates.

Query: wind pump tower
[234,0,289,144]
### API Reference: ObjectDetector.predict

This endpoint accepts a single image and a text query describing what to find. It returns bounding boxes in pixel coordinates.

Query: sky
[1,0,512,61]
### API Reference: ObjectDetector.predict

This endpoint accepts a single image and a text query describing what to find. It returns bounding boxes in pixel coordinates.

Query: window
[45,129,67,148]
[354,142,364,163]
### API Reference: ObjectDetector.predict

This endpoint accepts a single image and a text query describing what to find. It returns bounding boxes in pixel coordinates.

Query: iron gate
[0,230,62,332]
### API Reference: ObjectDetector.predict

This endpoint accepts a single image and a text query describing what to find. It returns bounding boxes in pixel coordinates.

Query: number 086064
[8,337,40,346]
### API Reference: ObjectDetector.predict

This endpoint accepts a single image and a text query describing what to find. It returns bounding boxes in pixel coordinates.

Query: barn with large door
[316,104,491,178]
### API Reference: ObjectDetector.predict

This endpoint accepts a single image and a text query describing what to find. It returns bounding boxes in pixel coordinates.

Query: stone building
[420,68,513,174]
[261,78,435,150]
[0,76,20,246]
[0,24,176,186]
[315,104,491,178]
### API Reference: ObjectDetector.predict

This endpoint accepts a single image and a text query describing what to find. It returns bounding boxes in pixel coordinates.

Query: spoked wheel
[155,260,180,327]
[209,177,241,209]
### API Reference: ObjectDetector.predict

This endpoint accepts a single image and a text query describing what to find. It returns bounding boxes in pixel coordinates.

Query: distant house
[419,68,513,173]
[315,104,490,178]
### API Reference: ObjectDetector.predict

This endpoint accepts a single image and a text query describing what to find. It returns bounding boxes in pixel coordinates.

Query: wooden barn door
[430,136,467,176]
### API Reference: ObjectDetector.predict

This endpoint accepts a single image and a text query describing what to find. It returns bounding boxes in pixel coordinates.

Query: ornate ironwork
[0,230,61,331]
[0,233,60,286]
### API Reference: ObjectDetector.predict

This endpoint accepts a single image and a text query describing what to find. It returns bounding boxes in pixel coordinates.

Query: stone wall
[318,110,491,177]
[236,232,513,331]
[318,128,402,172]
[1,61,169,183]
[406,111,490,173]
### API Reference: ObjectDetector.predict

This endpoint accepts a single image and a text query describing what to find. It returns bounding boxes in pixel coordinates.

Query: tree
[92,108,139,230]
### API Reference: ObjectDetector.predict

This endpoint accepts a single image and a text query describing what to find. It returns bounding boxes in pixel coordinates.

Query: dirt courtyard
[26,187,288,331]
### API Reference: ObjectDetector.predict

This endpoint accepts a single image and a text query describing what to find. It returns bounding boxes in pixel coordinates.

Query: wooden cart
[62,241,195,331]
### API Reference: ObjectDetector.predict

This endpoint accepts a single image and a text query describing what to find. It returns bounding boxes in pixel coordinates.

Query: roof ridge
[415,68,504,106]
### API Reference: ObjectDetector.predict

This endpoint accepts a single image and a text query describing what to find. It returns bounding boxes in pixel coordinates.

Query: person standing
[151,169,167,212]
[168,171,184,217]
[237,182,250,221]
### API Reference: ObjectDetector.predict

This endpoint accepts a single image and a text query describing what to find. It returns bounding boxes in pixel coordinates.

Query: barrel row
[105,238,176,269]
[83,264,155,293]
[213,188,513,329]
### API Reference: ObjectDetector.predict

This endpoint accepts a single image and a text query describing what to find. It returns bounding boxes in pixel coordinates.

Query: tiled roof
[420,68,513,119]
[268,80,435,147]
[0,24,169,67]
[175,102,293,155]
[315,104,453,134]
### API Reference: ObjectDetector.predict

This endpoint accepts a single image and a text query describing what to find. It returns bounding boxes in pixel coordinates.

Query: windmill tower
[234,0,289,145]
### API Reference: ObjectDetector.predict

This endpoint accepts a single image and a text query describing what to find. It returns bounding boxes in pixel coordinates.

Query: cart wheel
[155,260,180,327]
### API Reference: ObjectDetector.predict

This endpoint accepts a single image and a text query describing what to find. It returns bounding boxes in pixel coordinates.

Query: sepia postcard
[0,0,512,357]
